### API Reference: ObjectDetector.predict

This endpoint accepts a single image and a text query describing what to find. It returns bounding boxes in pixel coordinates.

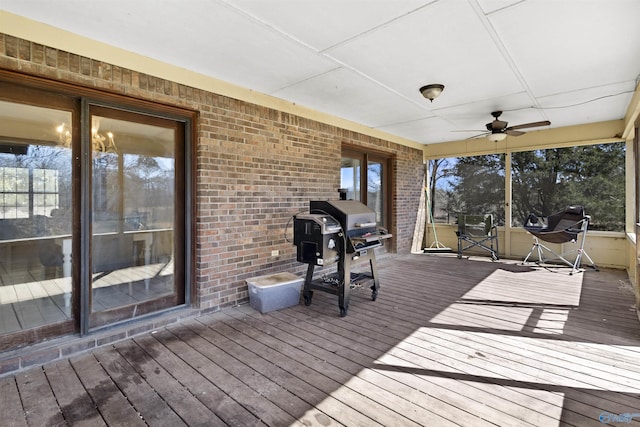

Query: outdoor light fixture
[419,84,444,102]
[487,132,507,142]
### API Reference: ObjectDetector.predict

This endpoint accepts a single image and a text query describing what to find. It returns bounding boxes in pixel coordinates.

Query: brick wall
[0,33,425,312]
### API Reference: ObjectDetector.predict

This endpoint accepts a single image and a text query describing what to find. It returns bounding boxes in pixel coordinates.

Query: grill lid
[309,200,377,233]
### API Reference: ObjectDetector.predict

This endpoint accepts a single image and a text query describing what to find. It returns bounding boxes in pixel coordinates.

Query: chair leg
[568,227,598,274]
[522,238,540,264]
[571,248,598,274]
[581,250,598,271]
[523,238,576,270]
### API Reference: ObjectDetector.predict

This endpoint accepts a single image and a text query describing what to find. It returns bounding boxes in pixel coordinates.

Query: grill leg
[338,256,350,317]
[303,263,314,306]
[369,254,379,301]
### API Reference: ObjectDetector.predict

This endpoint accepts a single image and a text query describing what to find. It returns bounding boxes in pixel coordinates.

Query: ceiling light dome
[487,132,507,142]
[419,84,444,102]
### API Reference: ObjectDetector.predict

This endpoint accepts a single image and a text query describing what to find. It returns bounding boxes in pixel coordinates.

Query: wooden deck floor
[2,253,640,426]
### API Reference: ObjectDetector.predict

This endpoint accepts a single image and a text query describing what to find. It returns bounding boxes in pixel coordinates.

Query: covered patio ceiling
[1,0,640,146]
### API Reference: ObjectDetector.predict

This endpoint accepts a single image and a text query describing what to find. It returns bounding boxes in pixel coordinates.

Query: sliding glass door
[0,76,191,348]
[87,105,185,329]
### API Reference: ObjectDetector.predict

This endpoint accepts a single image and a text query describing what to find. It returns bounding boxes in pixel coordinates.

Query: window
[428,142,625,232]
[341,147,391,227]
[0,167,60,219]
[511,143,625,231]
[33,168,60,216]
[340,157,361,201]
[0,167,28,218]
[429,154,506,225]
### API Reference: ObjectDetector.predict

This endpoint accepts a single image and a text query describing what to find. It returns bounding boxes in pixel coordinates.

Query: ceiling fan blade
[507,120,551,131]
[505,129,525,136]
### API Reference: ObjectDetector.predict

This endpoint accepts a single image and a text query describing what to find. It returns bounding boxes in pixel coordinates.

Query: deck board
[45,359,107,427]
[112,339,224,426]
[15,367,66,426]
[132,333,264,427]
[0,374,28,427]
[69,353,147,427]
[1,253,640,426]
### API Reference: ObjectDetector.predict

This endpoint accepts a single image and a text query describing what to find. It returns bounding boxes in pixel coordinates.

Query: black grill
[293,194,392,317]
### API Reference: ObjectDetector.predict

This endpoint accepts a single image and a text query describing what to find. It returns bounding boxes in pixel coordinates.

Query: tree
[511,143,624,231]
[427,158,454,221]
[449,154,505,225]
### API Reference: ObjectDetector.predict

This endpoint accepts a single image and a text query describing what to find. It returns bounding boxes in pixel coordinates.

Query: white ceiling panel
[490,0,640,97]
[379,115,457,145]
[273,67,433,128]
[326,1,527,108]
[223,0,436,51]
[1,0,340,93]
[537,80,637,127]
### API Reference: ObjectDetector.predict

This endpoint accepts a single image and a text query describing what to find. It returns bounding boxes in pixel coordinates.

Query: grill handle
[355,222,377,228]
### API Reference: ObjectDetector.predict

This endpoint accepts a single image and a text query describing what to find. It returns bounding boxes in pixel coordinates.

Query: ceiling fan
[466,111,551,142]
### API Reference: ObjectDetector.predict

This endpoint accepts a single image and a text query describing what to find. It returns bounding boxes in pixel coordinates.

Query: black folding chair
[456,214,499,261]
[522,206,598,274]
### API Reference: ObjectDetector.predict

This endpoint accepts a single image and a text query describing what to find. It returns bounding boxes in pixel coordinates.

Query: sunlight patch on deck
[460,268,584,306]
[372,327,640,394]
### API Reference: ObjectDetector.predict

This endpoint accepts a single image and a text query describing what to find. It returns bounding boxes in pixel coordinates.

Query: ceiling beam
[424,120,625,159]
[622,79,640,140]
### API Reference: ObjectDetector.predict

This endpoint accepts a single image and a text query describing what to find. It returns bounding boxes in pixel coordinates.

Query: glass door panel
[341,152,387,227]
[89,111,180,328]
[340,156,361,200]
[367,160,384,225]
[0,100,73,336]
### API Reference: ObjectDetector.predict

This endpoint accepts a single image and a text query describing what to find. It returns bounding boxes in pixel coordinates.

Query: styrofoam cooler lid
[246,272,300,288]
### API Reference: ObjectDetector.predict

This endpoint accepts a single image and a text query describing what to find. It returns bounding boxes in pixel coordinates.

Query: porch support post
[504,151,512,258]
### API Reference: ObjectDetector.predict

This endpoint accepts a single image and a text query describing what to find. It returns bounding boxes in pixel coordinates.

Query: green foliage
[511,143,625,231]
[450,154,506,225]
[430,142,625,231]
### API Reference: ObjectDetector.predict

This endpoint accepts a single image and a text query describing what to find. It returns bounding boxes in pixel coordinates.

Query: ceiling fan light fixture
[487,132,507,142]
[419,84,444,102]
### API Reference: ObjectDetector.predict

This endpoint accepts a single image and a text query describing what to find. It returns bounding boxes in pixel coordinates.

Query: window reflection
[0,101,73,333]
[340,157,361,201]
[90,114,176,323]
[368,161,383,225]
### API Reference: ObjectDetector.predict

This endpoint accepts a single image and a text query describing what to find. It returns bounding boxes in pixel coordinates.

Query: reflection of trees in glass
[124,155,174,229]
[25,145,72,216]
[512,143,624,231]
[367,162,382,223]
